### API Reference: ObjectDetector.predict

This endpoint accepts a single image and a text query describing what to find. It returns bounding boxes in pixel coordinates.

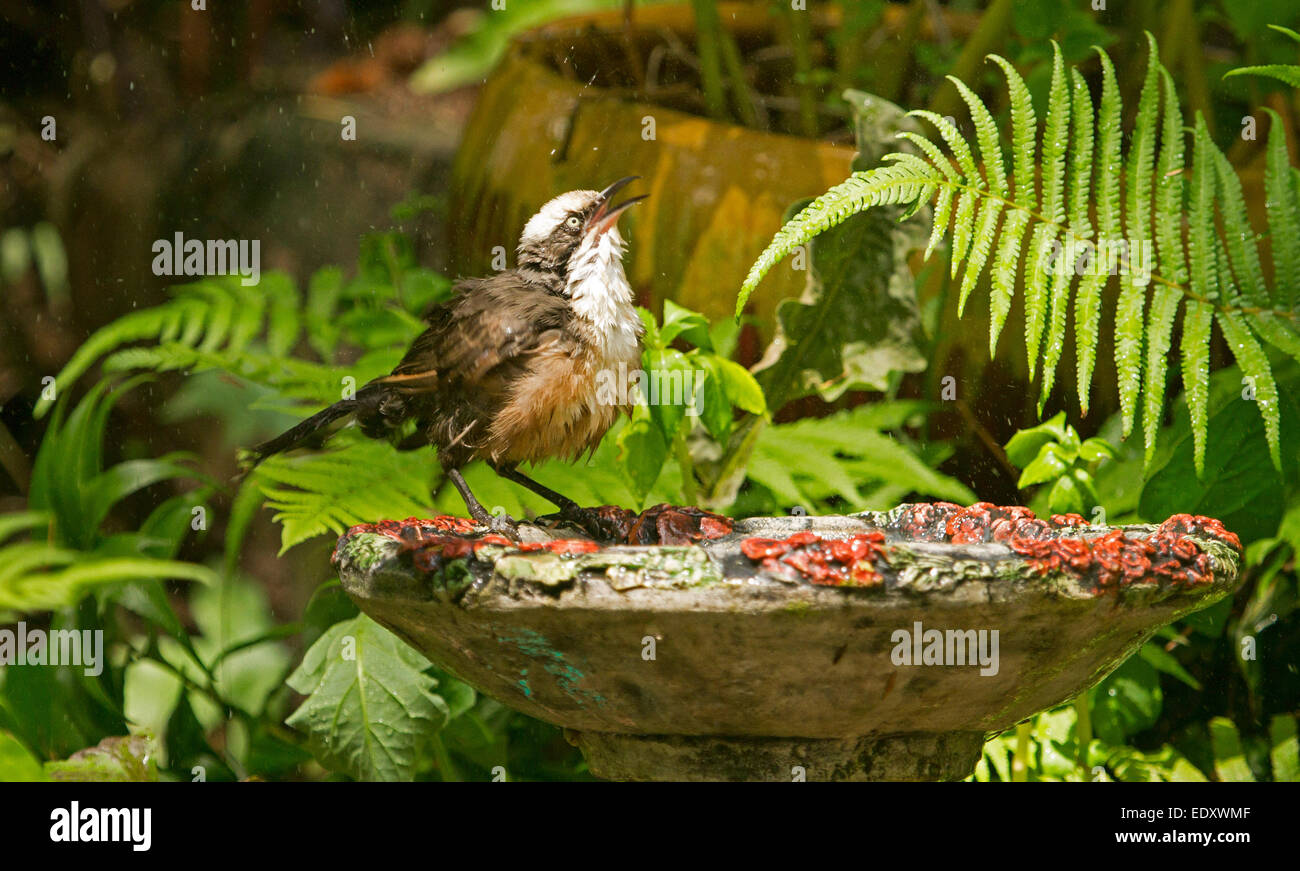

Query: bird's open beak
[585,176,647,239]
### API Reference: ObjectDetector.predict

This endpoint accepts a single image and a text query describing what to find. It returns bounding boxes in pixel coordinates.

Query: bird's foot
[485,512,520,541]
[469,509,520,541]
[557,505,623,543]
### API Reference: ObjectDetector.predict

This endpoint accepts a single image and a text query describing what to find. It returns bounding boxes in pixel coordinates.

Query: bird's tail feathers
[240,383,387,472]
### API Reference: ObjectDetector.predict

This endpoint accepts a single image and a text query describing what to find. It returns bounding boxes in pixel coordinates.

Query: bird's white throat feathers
[565,229,641,362]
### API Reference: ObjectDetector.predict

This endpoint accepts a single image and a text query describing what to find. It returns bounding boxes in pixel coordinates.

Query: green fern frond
[989,54,1038,211]
[35,275,301,418]
[1141,286,1182,465]
[252,432,437,553]
[950,76,1009,198]
[1265,110,1300,310]
[1223,25,1300,86]
[736,162,940,314]
[1115,36,1163,440]
[1027,46,1071,389]
[1217,310,1281,469]
[1180,300,1214,473]
[958,200,1003,316]
[739,33,1300,474]
[1225,65,1300,88]
[1140,69,1187,466]
[0,541,216,611]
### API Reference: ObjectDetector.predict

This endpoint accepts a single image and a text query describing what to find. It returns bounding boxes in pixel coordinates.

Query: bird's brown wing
[383,274,570,393]
[378,275,573,464]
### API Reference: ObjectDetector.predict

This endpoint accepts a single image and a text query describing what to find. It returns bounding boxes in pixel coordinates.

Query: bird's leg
[493,464,617,541]
[492,464,581,513]
[394,431,428,451]
[446,467,518,539]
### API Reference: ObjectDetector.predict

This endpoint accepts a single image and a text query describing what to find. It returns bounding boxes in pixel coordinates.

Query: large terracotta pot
[446,3,858,328]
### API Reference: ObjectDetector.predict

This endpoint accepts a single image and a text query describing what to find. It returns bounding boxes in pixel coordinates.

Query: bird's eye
[565,215,582,229]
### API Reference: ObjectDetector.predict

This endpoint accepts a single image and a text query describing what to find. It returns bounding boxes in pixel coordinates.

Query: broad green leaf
[0,731,47,782]
[45,735,159,782]
[286,615,452,782]
[1138,642,1202,690]
[1209,717,1256,782]
[751,95,929,408]
[643,348,694,442]
[1004,411,1070,467]
[1092,656,1162,745]
[705,356,766,415]
[615,410,669,503]
[658,299,713,350]
[1269,715,1300,782]
[1019,443,1073,488]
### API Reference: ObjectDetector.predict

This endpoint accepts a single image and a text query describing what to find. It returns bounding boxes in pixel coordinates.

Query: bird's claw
[486,513,520,540]
[558,506,615,542]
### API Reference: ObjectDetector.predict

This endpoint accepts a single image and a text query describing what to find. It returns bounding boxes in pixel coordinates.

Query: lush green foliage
[2,381,218,612]
[1224,24,1300,88]
[1004,411,1116,517]
[739,35,1300,478]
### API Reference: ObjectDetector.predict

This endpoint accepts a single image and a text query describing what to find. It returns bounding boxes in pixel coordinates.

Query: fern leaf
[1135,68,1189,464]
[1155,70,1188,287]
[957,200,1004,316]
[988,54,1038,211]
[1024,225,1059,379]
[908,110,980,182]
[905,112,981,271]
[950,191,979,275]
[1126,32,1162,247]
[1067,66,1099,417]
[1179,114,1223,469]
[1251,313,1300,367]
[1037,256,1074,414]
[895,132,959,181]
[1094,48,1123,239]
[1067,68,1095,238]
[1074,268,1106,416]
[1269,23,1300,43]
[1224,65,1300,88]
[1264,110,1300,309]
[1217,311,1281,469]
[35,276,302,418]
[949,76,1008,197]
[253,433,436,553]
[1212,148,1266,306]
[1030,44,1071,392]
[1189,117,1221,303]
[989,210,1030,356]
[736,34,1299,468]
[1041,44,1071,227]
[737,164,939,313]
[1141,286,1182,466]
[1180,301,1214,476]
[889,139,957,259]
[1114,281,1147,438]
[926,186,956,261]
[1111,35,1165,439]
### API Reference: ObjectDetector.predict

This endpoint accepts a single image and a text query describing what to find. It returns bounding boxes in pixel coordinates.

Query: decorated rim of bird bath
[333,502,1243,781]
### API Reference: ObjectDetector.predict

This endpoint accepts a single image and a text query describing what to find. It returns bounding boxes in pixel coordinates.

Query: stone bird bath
[333,503,1242,781]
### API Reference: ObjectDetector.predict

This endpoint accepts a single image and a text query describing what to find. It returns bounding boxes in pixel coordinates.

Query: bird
[244,177,648,538]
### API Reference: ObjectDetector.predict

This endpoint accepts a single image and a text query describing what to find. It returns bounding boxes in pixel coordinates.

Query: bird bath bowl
[333,503,1242,781]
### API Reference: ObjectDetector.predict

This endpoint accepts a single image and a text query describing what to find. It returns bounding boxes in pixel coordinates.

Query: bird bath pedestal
[333,503,1242,781]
